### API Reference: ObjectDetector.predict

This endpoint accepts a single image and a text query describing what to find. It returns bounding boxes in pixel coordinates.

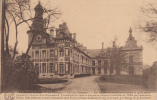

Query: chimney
[69,33,72,38]
[50,29,54,38]
[73,33,76,40]
[56,28,59,37]
[59,24,62,29]
[63,22,66,25]
[113,41,116,48]
[102,42,104,50]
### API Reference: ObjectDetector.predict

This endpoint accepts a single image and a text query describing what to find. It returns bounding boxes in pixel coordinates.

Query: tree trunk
[12,42,18,60]
[26,34,36,55]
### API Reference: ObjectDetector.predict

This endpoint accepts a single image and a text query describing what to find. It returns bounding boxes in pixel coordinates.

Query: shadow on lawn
[100,75,144,85]
[38,78,68,84]
[18,79,69,93]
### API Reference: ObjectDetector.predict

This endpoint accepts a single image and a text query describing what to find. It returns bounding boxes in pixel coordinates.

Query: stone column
[58,63,60,73]
[101,67,105,75]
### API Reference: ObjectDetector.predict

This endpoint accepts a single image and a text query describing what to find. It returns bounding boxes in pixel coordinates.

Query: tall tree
[5,0,61,59]
[3,0,61,92]
[106,41,127,78]
[140,4,157,46]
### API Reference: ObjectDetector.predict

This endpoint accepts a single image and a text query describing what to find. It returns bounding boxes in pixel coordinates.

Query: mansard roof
[88,49,107,58]
[122,27,143,50]
[59,22,70,35]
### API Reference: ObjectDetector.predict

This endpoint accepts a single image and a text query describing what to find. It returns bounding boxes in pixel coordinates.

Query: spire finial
[129,27,133,38]
[102,42,104,50]
[129,27,132,34]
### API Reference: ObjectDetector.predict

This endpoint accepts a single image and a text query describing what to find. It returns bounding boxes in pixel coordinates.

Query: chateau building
[28,2,143,79]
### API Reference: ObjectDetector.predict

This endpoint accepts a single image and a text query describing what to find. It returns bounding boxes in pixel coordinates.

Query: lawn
[102,75,144,85]
[95,76,147,93]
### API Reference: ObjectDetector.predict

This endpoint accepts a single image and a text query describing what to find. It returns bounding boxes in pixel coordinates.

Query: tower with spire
[27,1,49,45]
[27,1,49,57]
[31,1,44,33]
[121,27,143,75]
[124,27,138,48]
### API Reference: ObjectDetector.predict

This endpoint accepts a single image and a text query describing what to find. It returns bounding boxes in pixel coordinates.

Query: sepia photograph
[0,0,157,99]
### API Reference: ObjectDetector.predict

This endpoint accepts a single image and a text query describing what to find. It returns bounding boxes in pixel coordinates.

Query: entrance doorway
[60,63,64,73]
[92,67,95,74]
[98,67,101,74]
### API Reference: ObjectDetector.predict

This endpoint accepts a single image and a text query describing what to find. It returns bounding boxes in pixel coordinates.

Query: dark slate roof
[88,48,108,58]
[87,49,101,58]
[35,2,43,11]
[59,22,70,35]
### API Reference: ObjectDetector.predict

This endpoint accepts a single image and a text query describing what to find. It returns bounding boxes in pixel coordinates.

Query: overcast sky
[9,0,157,65]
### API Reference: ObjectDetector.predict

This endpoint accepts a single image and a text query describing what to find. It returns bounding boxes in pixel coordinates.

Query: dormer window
[42,50,46,58]
[35,50,39,58]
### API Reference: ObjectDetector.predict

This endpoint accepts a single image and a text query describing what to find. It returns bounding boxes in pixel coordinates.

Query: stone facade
[28,3,143,79]
[28,2,92,79]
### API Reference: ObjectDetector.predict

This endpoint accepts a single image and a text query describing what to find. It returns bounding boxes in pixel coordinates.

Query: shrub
[3,53,39,92]
[146,61,157,91]
[74,74,91,78]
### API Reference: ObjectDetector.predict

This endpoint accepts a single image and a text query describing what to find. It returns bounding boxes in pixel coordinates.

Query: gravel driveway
[58,76,101,93]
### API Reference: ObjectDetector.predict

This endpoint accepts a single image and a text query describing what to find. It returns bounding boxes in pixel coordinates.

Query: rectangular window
[60,63,64,73]
[98,67,101,74]
[32,51,34,58]
[98,60,101,66]
[92,61,95,66]
[65,49,69,56]
[50,50,54,57]
[60,48,64,57]
[42,63,46,73]
[42,50,46,58]
[47,64,49,73]
[35,50,39,58]
[55,64,58,72]
[129,56,133,63]
[104,60,108,66]
[50,63,53,73]
[39,64,41,73]
[66,63,68,72]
